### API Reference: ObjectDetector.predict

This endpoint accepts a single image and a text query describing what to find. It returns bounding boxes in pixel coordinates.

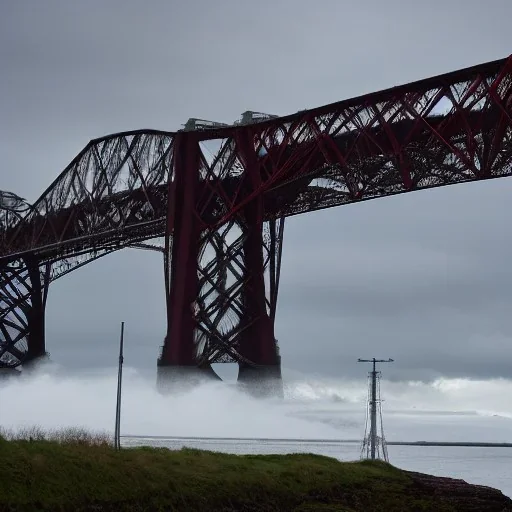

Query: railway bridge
[1,55,511,394]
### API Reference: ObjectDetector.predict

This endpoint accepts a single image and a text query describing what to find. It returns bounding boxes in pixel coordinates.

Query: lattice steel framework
[0,259,48,367]
[183,217,284,366]
[159,132,284,370]
[0,132,173,368]
[1,55,511,371]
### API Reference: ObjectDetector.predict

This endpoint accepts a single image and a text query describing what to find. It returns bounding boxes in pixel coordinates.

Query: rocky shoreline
[407,471,512,511]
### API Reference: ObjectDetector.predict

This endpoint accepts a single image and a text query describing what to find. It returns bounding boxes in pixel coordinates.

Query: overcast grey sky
[1,0,512,381]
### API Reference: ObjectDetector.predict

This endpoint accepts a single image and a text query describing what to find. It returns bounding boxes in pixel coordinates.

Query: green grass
[0,432,469,511]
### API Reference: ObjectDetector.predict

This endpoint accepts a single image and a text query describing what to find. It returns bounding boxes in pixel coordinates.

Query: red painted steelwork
[161,133,201,366]
[1,55,511,372]
[237,131,278,366]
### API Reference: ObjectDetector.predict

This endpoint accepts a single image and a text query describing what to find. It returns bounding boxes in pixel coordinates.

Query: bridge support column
[157,130,286,395]
[0,259,50,370]
[236,132,284,398]
[25,259,48,364]
[157,132,218,393]
[237,202,283,398]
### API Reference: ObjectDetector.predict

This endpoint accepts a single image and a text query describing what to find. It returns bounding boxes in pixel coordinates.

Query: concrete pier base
[156,362,221,394]
[237,362,283,399]
[21,352,51,374]
[0,367,21,381]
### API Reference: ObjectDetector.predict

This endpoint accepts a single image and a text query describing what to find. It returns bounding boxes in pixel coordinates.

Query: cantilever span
[1,56,511,393]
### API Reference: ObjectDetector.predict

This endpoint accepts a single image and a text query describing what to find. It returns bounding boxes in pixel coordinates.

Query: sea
[1,365,511,498]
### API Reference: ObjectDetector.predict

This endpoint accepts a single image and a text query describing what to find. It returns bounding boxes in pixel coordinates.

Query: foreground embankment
[0,436,510,511]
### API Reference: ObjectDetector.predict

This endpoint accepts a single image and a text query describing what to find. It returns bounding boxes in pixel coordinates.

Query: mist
[1,363,511,443]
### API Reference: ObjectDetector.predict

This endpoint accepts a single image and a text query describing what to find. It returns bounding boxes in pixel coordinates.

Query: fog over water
[1,362,511,443]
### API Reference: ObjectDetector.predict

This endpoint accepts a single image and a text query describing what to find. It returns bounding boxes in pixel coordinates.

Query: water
[1,363,511,497]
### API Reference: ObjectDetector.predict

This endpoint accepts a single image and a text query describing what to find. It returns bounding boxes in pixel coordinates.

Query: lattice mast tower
[358,358,393,462]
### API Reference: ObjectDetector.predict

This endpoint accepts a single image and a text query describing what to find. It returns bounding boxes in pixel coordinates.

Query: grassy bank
[0,431,508,511]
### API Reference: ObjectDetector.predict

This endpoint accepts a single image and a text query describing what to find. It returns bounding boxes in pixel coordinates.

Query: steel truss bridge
[1,56,511,389]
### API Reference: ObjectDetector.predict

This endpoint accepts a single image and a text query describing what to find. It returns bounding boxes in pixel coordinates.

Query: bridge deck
[1,55,511,265]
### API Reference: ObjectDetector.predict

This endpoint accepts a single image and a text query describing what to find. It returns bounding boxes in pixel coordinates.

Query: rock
[406,471,512,511]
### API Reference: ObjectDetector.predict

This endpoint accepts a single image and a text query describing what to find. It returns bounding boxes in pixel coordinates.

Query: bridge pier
[235,132,283,398]
[157,131,284,396]
[156,360,221,394]
[157,132,205,392]
[235,203,283,398]
[237,359,283,398]
[0,259,49,369]
[24,259,48,364]
[0,367,21,381]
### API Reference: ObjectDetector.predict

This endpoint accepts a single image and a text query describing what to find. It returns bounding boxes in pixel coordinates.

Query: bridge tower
[0,192,51,370]
[157,127,284,396]
[0,258,50,369]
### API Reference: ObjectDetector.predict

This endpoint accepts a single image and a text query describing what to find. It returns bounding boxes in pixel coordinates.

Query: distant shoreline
[121,434,512,447]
